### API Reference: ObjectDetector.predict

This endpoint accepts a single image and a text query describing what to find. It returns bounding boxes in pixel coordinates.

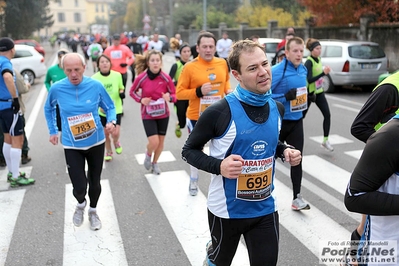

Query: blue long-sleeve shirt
[44,76,116,149]
[271,58,308,121]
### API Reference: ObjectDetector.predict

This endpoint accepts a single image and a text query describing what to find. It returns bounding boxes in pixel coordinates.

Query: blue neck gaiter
[233,84,272,107]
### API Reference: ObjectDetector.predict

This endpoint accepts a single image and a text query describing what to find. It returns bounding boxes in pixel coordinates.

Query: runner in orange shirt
[176,31,231,196]
[103,34,135,92]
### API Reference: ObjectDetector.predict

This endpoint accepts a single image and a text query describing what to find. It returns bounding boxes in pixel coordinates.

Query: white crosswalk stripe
[274,178,351,258]
[0,189,25,266]
[345,150,363,160]
[308,134,354,146]
[64,180,128,265]
[302,155,351,195]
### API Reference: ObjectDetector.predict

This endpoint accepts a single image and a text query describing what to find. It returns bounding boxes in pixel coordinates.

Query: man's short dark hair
[196,31,217,46]
[228,40,265,74]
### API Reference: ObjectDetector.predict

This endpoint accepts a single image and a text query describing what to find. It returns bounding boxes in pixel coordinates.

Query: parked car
[258,38,282,62]
[14,39,46,57]
[11,44,47,85]
[149,34,169,53]
[303,40,388,93]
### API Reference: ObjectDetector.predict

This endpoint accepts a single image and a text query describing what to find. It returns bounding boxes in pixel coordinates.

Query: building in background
[86,0,114,27]
[38,0,87,37]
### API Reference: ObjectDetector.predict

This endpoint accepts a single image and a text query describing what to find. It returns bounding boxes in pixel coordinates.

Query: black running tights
[64,143,105,208]
[208,210,279,266]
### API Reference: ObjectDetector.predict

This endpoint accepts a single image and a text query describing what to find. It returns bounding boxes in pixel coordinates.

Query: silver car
[304,40,388,93]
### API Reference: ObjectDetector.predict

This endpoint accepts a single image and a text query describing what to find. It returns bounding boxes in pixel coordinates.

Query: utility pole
[169,0,173,37]
[142,0,146,19]
[203,0,207,30]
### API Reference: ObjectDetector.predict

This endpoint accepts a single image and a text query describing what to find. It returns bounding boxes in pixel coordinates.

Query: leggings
[175,99,189,128]
[121,72,128,89]
[208,210,279,266]
[64,143,105,208]
[130,64,136,83]
[303,92,331,137]
[279,119,304,199]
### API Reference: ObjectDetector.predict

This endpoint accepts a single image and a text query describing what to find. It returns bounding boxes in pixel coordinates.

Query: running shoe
[115,141,123,154]
[321,140,334,152]
[202,240,216,266]
[104,152,113,162]
[291,194,310,211]
[8,172,35,187]
[152,163,161,175]
[144,153,152,170]
[7,171,26,182]
[88,209,102,230]
[175,123,182,138]
[73,203,86,227]
[189,177,198,196]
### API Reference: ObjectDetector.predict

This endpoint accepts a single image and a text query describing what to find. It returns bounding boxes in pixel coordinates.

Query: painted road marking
[135,150,176,165]
[309,134,353,146]
[302,155,351,195]
[276,160,360,222]
[333,103,361,113]
[146,170,250,266]
[345,150,363,160]
[0,189,25,265]
[64,179,127,265]
[274,178,351,258]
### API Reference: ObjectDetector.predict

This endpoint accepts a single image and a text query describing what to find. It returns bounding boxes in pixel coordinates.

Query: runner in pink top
[129,50,176,175]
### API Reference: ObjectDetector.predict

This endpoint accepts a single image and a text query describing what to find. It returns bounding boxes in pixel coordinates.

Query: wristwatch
[111,120,116,127]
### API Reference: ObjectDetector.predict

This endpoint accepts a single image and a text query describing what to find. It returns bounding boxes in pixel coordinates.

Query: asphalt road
[0,42,374,266]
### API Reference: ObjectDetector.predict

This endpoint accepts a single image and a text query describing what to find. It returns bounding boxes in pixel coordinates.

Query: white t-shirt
[137,35,149,50]
[148,40,164,52]
[216,38,233,59]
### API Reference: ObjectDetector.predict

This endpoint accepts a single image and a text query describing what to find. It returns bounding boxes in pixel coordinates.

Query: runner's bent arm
[304,59,324,84]
[125,47,135,65]
[44,70,53,91]
[169,63,177,84]
[129,75,144,103]
[270,72,288,103]
[350,84,399,143]
[44,89,58,135]
[98,85,117,123]
[345,120,399,215]
[182,99,290,174]
[182,100,227,175]
[4,71,17,98]
[176,66,200,100]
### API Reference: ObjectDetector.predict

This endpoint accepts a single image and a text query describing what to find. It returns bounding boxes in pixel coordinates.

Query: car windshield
[349,45,385,59]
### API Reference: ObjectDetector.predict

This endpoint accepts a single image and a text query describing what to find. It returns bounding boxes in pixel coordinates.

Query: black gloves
[119,92,126,99]
[11,98,20,114]
[284,88,297,101]
[120,63,128,67]
[308,92,316,102]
